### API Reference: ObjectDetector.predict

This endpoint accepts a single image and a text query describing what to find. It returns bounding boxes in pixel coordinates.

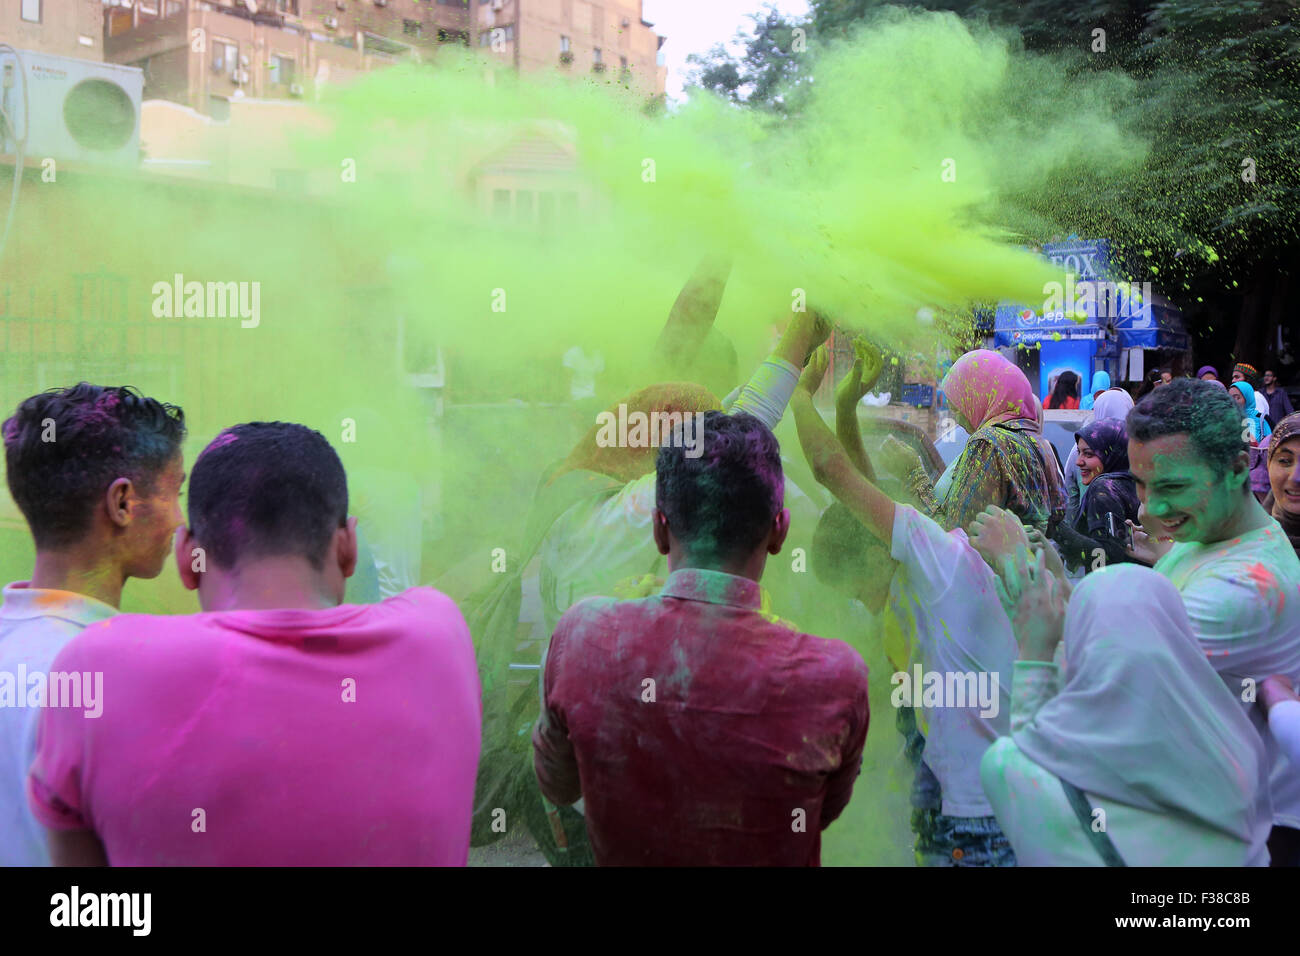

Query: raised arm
[834,340,883,482]
[791,346,897,547]
[652,255,733,369]
[728,309,832,429]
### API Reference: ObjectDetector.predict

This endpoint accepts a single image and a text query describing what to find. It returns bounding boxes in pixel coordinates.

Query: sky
[642,0,812,101]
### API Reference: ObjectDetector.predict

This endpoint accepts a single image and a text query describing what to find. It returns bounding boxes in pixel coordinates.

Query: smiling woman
[1265,412,1300,557]
[1050,418,1140,572]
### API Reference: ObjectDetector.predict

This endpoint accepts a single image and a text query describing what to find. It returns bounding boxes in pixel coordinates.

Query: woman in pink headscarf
[895,350,1066,533]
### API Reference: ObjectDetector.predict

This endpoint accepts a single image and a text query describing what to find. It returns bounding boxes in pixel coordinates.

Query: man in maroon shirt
[533,410,870,865]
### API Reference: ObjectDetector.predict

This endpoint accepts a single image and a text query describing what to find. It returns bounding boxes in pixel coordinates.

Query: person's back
[981,737,1257,865]
[27,421,481,866]
[980,564,1269,867]
[539,575,868,865]
[30,587,479,865]
[533,410,870,865]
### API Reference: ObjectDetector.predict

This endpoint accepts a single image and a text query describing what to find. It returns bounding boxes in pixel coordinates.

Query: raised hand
[835,339,883,412]
[969,505,1032,572]
[1125,505,1174,565]
[797,344,831,397]
[879,433,923,477]
[997,546,1066,662]
[854,339,884,394]
[1025,526,1068,585]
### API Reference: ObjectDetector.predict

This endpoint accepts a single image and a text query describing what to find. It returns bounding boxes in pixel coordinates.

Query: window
[164,0,183,16]
[21,0,40,21]
[492,189,511,220]
[515,189,534,224]
[593,48,602,63]
[403,19,422,36]
[620,56,627,69]
[269,55,295,86]
[213,40,237,76]
[437,0,468,5]
[560,35,570,53]
[560,191,578,220]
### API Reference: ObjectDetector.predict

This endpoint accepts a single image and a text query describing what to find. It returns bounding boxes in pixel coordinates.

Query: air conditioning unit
[374,0,386,6]
[0,48,142,166]
[232,68,249,84]
[491,0,505,9]
[335,0,345,8]
[288,82,304,96]
[323,15,338,28]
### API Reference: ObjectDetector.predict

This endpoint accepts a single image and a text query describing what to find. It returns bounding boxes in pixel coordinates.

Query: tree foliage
[685,0,1300,362]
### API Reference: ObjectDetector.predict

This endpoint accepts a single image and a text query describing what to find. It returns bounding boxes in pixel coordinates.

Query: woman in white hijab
[980,559,1271,865]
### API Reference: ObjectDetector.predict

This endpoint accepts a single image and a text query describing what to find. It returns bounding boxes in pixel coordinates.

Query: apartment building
[474,0,666,97]
[1,0,104,58]
[103,0,472,115]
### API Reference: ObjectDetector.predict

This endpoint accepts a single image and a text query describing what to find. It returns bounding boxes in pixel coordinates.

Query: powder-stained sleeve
[819,654,871,829]
[531,623,583,806]
[728,357,801,430]
[1010,661,1059,733]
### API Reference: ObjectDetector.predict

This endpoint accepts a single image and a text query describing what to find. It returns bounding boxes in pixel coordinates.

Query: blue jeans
[895,707,1016,867]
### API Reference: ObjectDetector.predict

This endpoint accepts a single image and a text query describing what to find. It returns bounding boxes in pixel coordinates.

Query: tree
[686,6,810,112]
[690,0,1300,372]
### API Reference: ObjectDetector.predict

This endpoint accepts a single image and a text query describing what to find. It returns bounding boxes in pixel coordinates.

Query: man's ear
[767,507,791,555]
[105,477,134,529]
[338,516,359,579]
[1229,449,1251,490]
[652,509,671,556]
[175,526,201,591]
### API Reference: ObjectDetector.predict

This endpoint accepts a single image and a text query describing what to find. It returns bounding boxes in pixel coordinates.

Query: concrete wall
[0,0,104,59]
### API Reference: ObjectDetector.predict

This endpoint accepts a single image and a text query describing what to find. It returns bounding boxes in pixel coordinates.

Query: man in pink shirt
[28,422,481,866]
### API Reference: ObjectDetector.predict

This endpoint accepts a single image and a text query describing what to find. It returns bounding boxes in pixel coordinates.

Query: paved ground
[468,827,550,867]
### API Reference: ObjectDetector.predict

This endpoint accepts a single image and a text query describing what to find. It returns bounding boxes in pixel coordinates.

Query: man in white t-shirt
[0,384,186,866]
[1128,378,1300,866]
[794,345,1017,866]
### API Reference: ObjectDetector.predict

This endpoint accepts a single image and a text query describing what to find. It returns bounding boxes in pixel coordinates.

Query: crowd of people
[1,279,1299,866]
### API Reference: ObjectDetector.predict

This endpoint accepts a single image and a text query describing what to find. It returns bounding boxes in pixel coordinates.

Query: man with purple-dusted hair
[533,410,870,865]
[0,384,186,866]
